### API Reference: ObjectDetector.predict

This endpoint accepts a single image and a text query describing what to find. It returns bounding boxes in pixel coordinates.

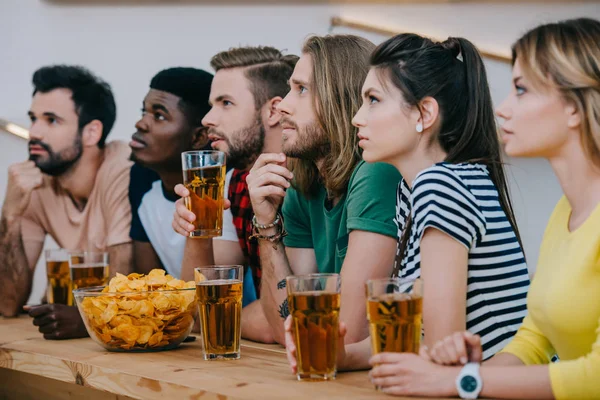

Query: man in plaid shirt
[172,46,298,344]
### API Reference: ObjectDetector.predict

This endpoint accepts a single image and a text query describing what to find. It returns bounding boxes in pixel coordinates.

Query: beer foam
[71,263,108,268]
[196,279,242,286]
[376,293,420,302]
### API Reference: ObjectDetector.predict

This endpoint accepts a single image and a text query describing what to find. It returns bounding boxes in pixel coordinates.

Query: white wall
[2,0,599,303]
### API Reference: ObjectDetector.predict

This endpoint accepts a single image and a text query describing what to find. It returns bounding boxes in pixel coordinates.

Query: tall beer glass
[69,251,109,290]
[366,278,423,355]
[181,151,226,238]
[286,273,341,381]
[195,265,243,360]
[45,249,72,305]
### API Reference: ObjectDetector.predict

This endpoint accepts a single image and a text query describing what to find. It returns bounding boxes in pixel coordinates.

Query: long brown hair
[290,35,375,199]
[513,18,600,168]
[370,34,524,271]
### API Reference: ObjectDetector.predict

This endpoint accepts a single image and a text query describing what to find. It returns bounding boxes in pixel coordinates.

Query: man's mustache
[280,117,299,130]
[28,139,53,153]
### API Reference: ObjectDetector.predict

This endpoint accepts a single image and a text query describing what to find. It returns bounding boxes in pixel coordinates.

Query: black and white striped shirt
[395,162,530,360]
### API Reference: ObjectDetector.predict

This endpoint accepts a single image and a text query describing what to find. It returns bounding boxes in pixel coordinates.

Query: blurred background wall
[2,0,599,303]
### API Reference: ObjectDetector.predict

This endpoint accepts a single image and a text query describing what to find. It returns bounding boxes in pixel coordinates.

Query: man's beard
[281,118,330,161]
[28,134,83,177]
[209,115,265,170]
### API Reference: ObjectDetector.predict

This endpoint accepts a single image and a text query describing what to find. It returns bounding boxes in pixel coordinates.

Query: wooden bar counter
[0,316,412,400]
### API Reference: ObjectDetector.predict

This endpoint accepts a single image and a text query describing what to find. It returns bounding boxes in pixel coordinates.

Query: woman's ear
[564,100,582,130]
[418,96,440,131]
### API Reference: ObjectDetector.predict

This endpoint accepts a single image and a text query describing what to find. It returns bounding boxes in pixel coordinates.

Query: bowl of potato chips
[74,269,198,352]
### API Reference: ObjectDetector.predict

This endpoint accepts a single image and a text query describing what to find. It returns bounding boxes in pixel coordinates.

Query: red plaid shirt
[228,169,261,297]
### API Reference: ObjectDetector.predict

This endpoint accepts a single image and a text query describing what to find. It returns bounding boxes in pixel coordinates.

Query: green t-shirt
[282,161,401,274]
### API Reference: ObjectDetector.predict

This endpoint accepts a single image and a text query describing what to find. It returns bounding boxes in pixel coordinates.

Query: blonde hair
[290,35,375,198]
[210,46,298,109]
[513,18,600,167]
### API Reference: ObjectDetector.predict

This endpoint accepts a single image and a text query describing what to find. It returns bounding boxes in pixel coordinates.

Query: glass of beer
[195,265,243,360]
[366,278,423,355]
[181,150,226,238]
[45,249,72,305]
[69,251,110,291]
[286,273,341,381]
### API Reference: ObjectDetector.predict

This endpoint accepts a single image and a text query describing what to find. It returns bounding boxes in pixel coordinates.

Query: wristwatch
[456,362,482,399]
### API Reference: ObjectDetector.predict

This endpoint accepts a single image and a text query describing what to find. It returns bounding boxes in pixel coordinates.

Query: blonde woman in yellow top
[368,18,600,399]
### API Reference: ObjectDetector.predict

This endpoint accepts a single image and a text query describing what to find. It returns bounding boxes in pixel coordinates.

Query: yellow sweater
[502,196,600,399]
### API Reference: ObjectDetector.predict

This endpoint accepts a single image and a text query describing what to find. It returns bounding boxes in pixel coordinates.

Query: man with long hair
[246,35,401,344]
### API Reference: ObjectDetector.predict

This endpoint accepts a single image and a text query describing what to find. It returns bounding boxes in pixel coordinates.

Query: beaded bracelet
[251,213,282,230]
[249,213,286,248]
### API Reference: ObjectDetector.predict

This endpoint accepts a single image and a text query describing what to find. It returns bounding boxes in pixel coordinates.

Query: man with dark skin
[127,67,234,277]
[0,65,133,340]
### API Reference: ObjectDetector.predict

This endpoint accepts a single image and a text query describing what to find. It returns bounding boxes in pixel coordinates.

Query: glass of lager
[286,273,341,381]
[181,150,226,238]
[366,278,423,355]
[195,265,243,360]
[45,249,72,305]
[69,251,110,291]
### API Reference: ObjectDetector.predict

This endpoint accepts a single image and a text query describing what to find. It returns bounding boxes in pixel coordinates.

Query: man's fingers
[174,184,189,197]
[172,219,185,236]
[176,203,196,223]
[38,321,59,334]
[250,153,286,171]
[43,331,64,340]
[284,315,293,331]
[258,163,293,180]
[32,314,56,327]
[251,186,286,200]
[284,316,298,373]
[224,199,231,210]
[255,172,291,190]
[28,304,52,318]
[172,216,193,236]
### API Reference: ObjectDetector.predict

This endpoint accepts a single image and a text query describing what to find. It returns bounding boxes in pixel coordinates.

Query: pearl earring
[416,122,423,133]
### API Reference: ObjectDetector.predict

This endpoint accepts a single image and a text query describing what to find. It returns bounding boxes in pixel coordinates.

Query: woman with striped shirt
[284,33,530,373]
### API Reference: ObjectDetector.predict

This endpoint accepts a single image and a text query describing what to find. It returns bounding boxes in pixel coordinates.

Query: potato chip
[109,315,133,328]
[112,324,140,344]
[148,331,163,347]
[129,300,155,319]
[127,279,147,291]
[78,268,197,351]
[101,303,118,324]
[166,279,185,289]
[151,294,171,310]
[137,325,154,344]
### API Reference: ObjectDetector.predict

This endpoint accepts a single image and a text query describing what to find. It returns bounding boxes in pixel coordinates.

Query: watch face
[460,375,478,392]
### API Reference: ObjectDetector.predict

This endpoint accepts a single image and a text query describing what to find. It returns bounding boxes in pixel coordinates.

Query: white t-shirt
[130,165,236,278]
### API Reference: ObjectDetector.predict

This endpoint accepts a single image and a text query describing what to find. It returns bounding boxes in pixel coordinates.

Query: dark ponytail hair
[373,34,524,274]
